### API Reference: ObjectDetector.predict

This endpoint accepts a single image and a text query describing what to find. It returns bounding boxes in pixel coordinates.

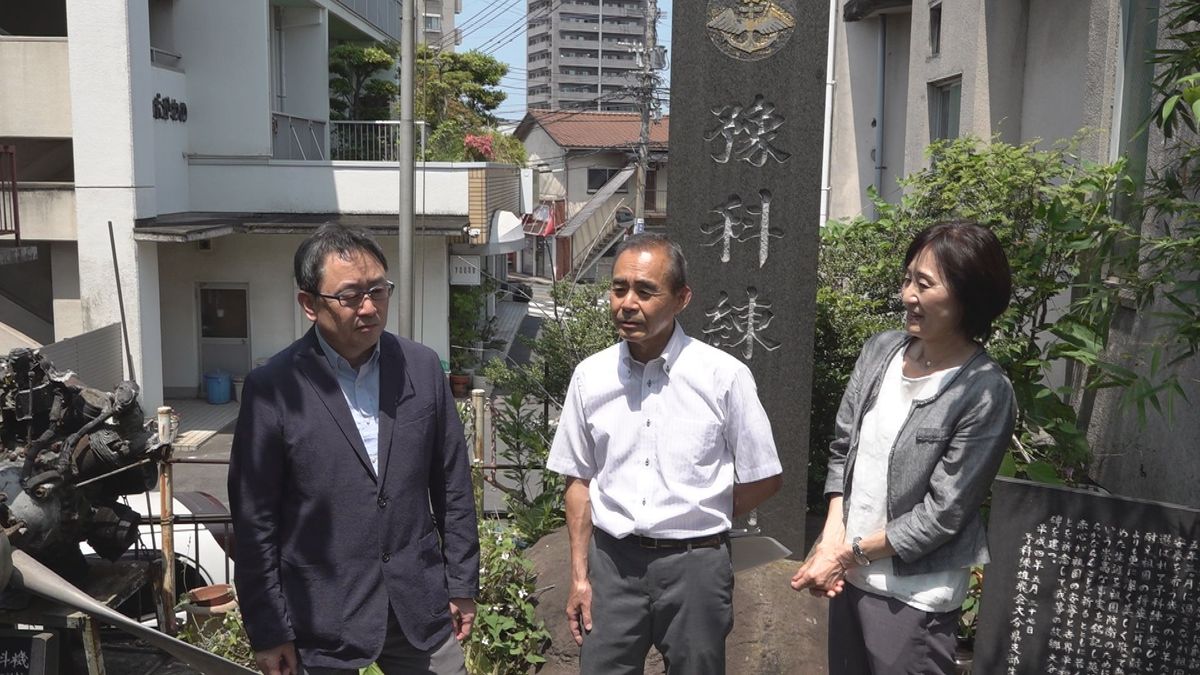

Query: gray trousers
[303,607,466,675]
[581,529,733,675]
[827,582,959,675]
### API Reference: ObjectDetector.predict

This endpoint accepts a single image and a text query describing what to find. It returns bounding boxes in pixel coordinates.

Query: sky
[455,0,673,121]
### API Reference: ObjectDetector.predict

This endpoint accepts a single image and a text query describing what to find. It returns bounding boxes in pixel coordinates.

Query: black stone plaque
[976,477,1200,674]
[668,0,828,554]
[0,630,55,675]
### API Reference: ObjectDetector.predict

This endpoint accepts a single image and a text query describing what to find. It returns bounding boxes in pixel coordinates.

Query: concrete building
[826,0,1199,508]
[526,0,648,112]
[0,0,533,413]
[515,110,667,280]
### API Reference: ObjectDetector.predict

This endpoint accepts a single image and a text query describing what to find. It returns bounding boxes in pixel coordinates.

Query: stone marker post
[668,0,829,556]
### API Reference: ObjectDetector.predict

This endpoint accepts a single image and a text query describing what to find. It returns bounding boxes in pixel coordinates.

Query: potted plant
[448,285,490,398]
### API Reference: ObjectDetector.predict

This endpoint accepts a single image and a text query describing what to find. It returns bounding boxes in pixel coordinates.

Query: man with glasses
[229,224,479,675]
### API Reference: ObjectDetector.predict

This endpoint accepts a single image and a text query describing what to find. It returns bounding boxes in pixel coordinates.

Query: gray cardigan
[824,330,1016,576]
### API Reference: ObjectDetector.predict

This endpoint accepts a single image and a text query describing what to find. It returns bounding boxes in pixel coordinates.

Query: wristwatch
[851,536,871,567]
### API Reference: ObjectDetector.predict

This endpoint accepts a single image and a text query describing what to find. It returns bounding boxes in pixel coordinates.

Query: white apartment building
[0,0,533,412]
[526,0,648,111]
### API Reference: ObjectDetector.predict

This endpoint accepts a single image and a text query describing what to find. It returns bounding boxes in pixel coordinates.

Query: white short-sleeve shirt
[547,324,782,538]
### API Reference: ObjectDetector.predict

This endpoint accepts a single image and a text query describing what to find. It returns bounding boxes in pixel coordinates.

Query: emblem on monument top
[706,0,796,61]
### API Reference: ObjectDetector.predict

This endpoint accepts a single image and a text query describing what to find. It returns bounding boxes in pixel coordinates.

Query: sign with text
[449,255,481,286]
[0,630,56,675]
[976,477,1200,674]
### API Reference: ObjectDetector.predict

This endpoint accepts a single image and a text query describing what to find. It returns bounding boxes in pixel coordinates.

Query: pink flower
[464,133,495,160]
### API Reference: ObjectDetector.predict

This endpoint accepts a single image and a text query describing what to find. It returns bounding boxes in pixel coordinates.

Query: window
[929,2,942,56]
[929,77,961,141]
[587,168,630,194]
[423,14,442,31]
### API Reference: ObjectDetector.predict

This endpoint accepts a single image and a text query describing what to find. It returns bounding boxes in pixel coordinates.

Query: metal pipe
[872,14,887,219]
[818,0,838,228]
[471,389,486,464]
[398,0,416,339]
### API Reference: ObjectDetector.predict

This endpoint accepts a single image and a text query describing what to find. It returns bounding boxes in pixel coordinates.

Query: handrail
[289,127,307,161]
[0,145,20,245]
[309,126,325,160]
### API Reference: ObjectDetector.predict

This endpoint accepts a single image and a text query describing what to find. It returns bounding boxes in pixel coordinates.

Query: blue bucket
[204,371,232,405]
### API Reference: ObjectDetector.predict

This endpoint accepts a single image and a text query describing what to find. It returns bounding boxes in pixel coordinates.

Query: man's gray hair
[613,233,689,292]
[294,224,389,294]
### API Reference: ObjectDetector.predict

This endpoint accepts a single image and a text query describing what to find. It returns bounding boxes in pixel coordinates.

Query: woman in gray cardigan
[791,220,1016,674]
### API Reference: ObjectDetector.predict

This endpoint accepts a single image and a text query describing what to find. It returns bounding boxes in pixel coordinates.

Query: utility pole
[632,0,658,235]
[398,0,416,338]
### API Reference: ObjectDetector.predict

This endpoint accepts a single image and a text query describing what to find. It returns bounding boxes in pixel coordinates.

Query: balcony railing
[330,120,428,161]
[272,113,326,161]
[0,146,21,245]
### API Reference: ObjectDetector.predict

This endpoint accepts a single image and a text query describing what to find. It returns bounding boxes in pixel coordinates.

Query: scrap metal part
[0,348,168,582]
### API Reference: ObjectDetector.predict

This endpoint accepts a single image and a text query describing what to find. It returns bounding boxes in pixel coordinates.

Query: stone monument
[668,0,829,555]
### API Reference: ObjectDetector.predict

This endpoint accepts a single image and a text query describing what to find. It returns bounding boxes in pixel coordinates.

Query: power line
[435,0,524,49]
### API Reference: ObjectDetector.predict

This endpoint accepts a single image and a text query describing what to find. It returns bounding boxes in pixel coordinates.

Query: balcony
[600,20,643,34]
[10,182,76,241]
[560,32,600,45]
[0,37,72,138]
[186,160,518,228]
[331,0,402,40]
[272,113,327,161]
[559,54,601,67]
[558,72,600,85]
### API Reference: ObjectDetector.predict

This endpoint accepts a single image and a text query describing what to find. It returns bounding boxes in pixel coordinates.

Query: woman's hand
[790,542,849,598]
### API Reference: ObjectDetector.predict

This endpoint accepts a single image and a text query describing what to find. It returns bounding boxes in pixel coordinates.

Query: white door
[197,283,251,380]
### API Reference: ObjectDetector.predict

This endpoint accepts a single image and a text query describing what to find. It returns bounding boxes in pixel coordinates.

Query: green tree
[416,45,507,130]
[328,42,398,120]
[812,136,1138,500]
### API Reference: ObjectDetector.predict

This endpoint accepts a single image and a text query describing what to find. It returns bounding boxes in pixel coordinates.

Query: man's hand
[566,578,593,645]
[450,597,476,641]
[254,642,298,675]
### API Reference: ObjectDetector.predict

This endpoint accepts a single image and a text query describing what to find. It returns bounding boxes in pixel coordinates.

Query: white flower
[482,638,490,646]
[502,552,511,561]
[518,589,529,599]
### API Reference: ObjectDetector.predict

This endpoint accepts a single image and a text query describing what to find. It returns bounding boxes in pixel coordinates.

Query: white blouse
[844,349,970,613]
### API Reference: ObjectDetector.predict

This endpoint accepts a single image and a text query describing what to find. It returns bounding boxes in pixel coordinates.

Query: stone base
[526,526,830,674]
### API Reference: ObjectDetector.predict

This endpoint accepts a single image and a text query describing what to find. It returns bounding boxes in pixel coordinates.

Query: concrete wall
[157,233,451,391]
[15,185,76,241]
[0,38,72,137]
[173,0,272,157]
[280,7,329,121]
[188,161,474,214]
[522,126,568,199]
[50,241,82,341]
[1018,1,1089,148]
[67,0,164,411]
[152,64,190,214]
[828,12,911,221]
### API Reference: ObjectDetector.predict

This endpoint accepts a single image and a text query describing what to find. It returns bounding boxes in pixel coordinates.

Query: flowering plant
[463,520,550,673]
[464,133,496,161]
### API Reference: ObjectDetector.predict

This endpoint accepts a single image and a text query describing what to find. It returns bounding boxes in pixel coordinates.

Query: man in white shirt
[547,233,783,674]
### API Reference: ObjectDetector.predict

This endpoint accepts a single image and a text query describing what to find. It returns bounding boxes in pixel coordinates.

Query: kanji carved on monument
[701,287,781,359]
[704,95,792,167]
[700,190,781,267]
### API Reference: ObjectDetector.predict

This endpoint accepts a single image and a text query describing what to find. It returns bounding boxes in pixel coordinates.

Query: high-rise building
[526,0,647,112]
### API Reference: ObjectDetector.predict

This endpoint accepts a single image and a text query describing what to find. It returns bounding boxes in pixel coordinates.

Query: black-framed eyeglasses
[314,281,395,308]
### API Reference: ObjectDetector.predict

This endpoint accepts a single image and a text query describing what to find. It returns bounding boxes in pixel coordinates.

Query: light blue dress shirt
[315,328,382,475]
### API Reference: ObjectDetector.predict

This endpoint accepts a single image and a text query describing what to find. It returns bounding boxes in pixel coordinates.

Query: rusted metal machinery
[0,347,166,583]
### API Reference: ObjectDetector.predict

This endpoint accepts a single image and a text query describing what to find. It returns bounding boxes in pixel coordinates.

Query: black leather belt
[627,533,727,550]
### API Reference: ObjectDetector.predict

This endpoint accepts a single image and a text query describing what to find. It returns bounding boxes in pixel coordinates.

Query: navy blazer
[228,328,479,670]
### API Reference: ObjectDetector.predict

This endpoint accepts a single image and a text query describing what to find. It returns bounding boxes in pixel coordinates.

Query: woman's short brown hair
[904,220,1012,341]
